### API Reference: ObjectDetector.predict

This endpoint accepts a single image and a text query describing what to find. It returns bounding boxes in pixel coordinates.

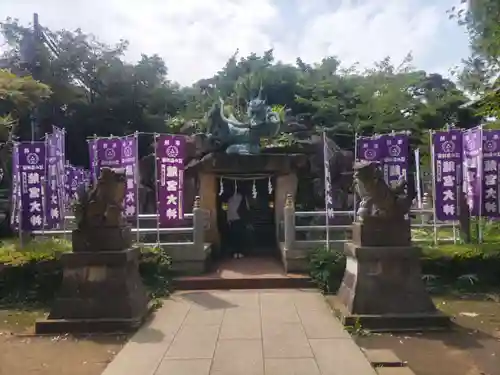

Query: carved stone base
[352,218,411,247]
[334,242,449,331]
[35,248,149,334]
[72,226,133,252]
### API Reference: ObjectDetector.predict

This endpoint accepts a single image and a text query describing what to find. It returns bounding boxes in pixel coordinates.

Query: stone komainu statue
[74,167,127,229]
[353,160,412,222]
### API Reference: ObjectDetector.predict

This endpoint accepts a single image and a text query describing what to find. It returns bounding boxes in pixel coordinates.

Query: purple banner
[121,135,138,218]
[18,142,46,231]
[89,138,122,180]
[65,165,86,205]
[432,130,463,221]
[463,127,483,216]
[156,134,185,226]
[482,130,500,217]
[10,143,20,229]
[45,132,64,228]
[324,142,334,219]
[356,136,384,162]
[381,134,409,188]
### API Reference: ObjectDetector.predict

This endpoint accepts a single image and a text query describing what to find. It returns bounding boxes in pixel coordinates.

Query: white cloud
[0,0,469,85]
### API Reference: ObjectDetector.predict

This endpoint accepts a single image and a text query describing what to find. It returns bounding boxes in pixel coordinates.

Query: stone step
[376,367,416,375]
[173,274,315,290]
[362,349,407,367]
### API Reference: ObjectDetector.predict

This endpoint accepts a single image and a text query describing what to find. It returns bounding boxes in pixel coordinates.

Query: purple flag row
[432,127,500,220]
[11,127,92,231]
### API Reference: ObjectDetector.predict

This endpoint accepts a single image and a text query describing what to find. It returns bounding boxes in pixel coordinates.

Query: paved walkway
[101,290,377,375]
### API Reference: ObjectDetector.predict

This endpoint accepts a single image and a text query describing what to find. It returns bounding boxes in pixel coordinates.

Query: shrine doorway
[216,175,277,259]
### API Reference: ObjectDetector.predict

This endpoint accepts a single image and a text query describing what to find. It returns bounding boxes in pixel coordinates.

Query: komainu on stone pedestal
[36,168,149,334]
[332,161,450,331]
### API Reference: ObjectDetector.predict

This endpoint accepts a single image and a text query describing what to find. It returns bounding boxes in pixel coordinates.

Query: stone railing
[32,196,211,274]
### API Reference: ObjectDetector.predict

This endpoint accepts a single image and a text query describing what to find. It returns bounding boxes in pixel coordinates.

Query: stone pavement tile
[297,309,351,339]
[176,291,236,311]
[155,359,212,375]
[212,291,260,309]
[101,300,190,375]
[210,339,264,375]
[309,339,377,375]
[260,293,300,323]
[262,322,313,358]
[264,358,321,375]
[219,309,261,339]
[293,291,331,312]
[182,308,225,326]
[165,324,220,359]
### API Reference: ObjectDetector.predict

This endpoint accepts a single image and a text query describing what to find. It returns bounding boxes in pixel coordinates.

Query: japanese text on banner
[382,134,408,188]
[45,133,63,229]
[18,142,46,231]
[121,135,138,218]
[156,134,185,226]
[10,143,20,229]
[432,130,463,221]
[463,127,483,216]
[482,130,500,217]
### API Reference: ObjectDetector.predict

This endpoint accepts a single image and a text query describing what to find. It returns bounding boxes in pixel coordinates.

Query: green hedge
[308,242,500,294]
[0,238,172,305]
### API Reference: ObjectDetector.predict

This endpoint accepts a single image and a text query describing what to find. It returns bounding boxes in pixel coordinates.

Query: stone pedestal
[333,219,449,331]
[36,226,149,334]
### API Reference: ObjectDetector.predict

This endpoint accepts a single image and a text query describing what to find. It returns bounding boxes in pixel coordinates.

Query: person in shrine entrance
[226,189,251,258]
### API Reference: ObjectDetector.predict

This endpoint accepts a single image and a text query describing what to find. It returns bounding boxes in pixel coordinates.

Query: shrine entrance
[216,175,277,259]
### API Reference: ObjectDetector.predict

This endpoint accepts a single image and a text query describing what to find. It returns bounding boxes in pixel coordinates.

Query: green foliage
[0,240,173,306]
[138,245,173,300]
[308,246,345,294]
[0,238,71,265]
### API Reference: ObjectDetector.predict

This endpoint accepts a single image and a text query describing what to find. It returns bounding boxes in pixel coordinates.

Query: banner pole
[429,130,438,245]
[478,124,484,243]
[323,131,330,251]
[134,132,140,244]
[353,133,358,222]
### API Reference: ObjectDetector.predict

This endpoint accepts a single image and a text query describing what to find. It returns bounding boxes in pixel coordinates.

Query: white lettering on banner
[166,208,178,219]
[485,201,497,213]
[443,204,455,216]
[443,190,454,201]
[443,175,455,187]
[442,161,455,173]
[166,180,178,192]
[166,194,177,205]
[484,159,497,172]
[28,186,41,199]
[166,165,178,177]
[27,172,40,184]
[126,192,134,203]
[485,187,497,199]
[30,215,42,227]
[485,174,497,186]
[50,207,59,219]
[29,201,41,212]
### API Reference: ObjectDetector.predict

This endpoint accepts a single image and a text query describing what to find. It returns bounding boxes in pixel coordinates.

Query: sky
[0,0,471,86]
